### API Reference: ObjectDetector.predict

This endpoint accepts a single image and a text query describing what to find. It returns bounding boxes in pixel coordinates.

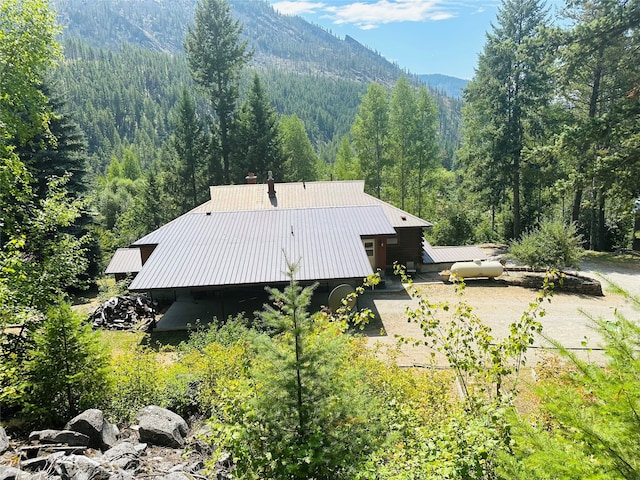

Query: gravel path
[362,263,639,367]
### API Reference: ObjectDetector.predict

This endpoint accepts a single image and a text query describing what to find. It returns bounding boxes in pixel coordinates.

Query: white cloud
[324,0,455,29]
[272,1,326,15]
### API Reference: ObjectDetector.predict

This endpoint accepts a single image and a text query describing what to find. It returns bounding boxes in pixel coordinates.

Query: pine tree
[185,0,252,185]
[556,0,640,250]
[170,88,209,209]
[23,300,110,426]
[460,0,552,238]
[224,263,381,479]
[230,74,282,183]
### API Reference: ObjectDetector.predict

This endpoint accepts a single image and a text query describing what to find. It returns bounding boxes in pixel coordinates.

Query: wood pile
[89,294,157,332]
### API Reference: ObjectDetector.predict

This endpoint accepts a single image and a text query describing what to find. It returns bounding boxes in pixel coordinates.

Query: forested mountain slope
[51,0,462,170]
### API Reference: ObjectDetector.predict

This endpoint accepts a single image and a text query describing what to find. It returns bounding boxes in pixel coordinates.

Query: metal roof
[129,205,395,291]
[104,248,142,274]
[422,241,488,264]
[190,180,431,229]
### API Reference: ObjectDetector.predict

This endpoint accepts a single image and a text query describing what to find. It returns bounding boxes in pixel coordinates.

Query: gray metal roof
[104,248,142,274]
[129,205,395,291]
[422,241,487,264]
[191,180,431,229]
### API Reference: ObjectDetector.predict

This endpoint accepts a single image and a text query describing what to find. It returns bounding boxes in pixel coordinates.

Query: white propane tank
[449,260,503,279]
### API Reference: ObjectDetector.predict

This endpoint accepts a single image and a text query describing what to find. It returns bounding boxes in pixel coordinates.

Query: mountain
[50,0,462,168]
[53,0,407,85]
[418,74,469,99]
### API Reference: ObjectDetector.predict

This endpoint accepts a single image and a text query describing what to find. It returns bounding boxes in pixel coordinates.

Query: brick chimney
[245,172,257,184]
[267,170,276,198]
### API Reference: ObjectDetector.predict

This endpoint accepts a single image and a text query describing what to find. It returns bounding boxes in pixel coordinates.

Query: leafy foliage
[504,287,640,479]
[509,219,584,270]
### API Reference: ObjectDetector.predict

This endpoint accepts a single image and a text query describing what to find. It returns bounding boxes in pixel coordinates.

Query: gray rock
[135,406,188,448]
[162,474,192,480]
[20,456,50,472]
[0,426,9,454]
[108,473,134,480]
[20,451,66,473]
[102,442,140,471]
[28,429,90,446]
[0,467,31,480]
[53,454,111,480]
[65,409,118,450]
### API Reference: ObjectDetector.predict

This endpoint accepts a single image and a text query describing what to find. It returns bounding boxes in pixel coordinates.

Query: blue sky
[267,0,563,80]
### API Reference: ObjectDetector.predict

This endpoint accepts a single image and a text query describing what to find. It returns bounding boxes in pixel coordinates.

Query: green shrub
[429,204,476,246]
[23,300,111,426]
[509,219,584,270]
[106,346,169,423]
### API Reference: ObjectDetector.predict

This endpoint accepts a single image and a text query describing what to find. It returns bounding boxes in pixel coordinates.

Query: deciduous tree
[351,83,389,199]
[280,114,317,183]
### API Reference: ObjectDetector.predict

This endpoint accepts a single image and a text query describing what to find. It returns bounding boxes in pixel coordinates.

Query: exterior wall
[386,227,424,270]
[140,245,157,265]
[376,236,387,271]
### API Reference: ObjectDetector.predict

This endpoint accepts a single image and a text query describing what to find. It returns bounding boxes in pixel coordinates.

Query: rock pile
[0,406,231,480]
[89,295,157,332]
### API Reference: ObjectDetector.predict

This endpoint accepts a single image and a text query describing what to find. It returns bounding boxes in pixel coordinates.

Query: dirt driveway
[361,263,639,367]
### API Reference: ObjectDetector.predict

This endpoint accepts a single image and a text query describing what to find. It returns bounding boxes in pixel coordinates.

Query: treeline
[453,0,640,249]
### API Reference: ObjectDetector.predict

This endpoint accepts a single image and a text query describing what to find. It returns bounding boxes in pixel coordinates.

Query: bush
[429,205,476,246]
[509,219,584,270]
[23,300,111,426]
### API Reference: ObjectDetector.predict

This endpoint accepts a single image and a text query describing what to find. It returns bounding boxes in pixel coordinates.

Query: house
[111,177,431,300]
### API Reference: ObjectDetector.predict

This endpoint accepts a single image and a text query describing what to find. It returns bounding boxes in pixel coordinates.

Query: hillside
[418,74,469,99]
[51,0,462,168]
[53,0,407,85]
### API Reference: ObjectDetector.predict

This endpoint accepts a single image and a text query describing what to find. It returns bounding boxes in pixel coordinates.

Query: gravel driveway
[361,262,639,367]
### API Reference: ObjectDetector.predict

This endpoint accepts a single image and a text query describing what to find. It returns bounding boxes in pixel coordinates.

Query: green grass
[581,250,640,269]
[96,329,192,355]
[97,330,147,356]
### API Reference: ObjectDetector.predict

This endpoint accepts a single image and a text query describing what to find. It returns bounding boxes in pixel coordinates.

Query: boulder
[65,409,118,450]
[135,406,188,448]
[0,426,9,454]
[20,451,65,472]
[102,442,140,471]
[53,454,111,480]
[28,429,90,447]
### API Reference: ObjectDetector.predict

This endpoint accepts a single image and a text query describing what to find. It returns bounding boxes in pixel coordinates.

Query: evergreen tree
[556,0,640,250]
[351,82,390,198]
[460,0,552,238]
[222,263,381,479]
[280,114,318,183]
[230,74,282,183]
[170,88,209,209]
[14,86,90,200]
[185,0,252,185]
[23,300,110,426]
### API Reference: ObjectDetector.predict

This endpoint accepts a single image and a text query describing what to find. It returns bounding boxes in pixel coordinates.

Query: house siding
[386,227,424,270]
